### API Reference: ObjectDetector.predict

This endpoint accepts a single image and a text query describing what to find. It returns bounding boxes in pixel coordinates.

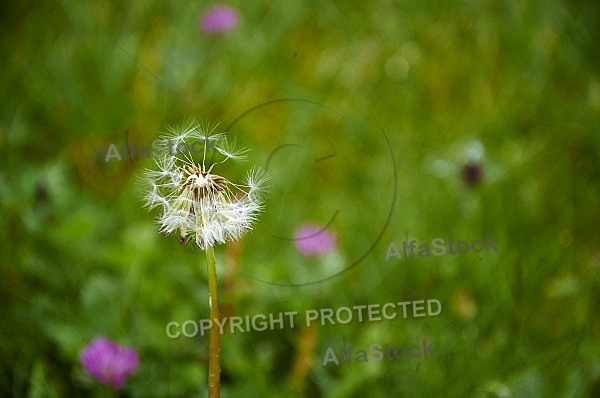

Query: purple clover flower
[200,5,239,34]
[80,337,139,389]
[294,224,336,256]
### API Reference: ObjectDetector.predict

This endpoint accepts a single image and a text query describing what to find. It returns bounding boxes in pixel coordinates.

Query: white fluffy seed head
[140,119,268,248]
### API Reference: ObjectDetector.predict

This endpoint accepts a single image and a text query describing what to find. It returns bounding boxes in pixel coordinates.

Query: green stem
[205,246,221,398]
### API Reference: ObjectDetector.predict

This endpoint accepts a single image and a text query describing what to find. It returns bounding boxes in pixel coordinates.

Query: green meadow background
[1,0,599,396]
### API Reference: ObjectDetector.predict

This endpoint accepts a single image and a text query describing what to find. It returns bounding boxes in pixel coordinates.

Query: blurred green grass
[1,0,599,397]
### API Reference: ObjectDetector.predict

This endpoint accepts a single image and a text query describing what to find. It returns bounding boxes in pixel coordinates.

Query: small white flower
[141,119,268,249]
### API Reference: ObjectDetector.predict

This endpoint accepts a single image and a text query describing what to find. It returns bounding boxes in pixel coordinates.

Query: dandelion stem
[205,245,221,398]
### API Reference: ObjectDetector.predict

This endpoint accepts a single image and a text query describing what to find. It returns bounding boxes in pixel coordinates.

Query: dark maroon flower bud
[461,161,483,186]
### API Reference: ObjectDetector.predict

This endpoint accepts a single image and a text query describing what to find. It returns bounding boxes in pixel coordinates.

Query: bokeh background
[1,0,599,396]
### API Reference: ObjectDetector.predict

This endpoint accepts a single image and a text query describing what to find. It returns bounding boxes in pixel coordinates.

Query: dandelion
[200,5,239,34]
[141,119,267,249]
[79,337,139,389]
[294,224,337,256]
[141,119,267,398]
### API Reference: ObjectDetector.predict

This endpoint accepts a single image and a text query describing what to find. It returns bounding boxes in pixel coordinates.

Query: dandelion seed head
[141,119,267,249]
